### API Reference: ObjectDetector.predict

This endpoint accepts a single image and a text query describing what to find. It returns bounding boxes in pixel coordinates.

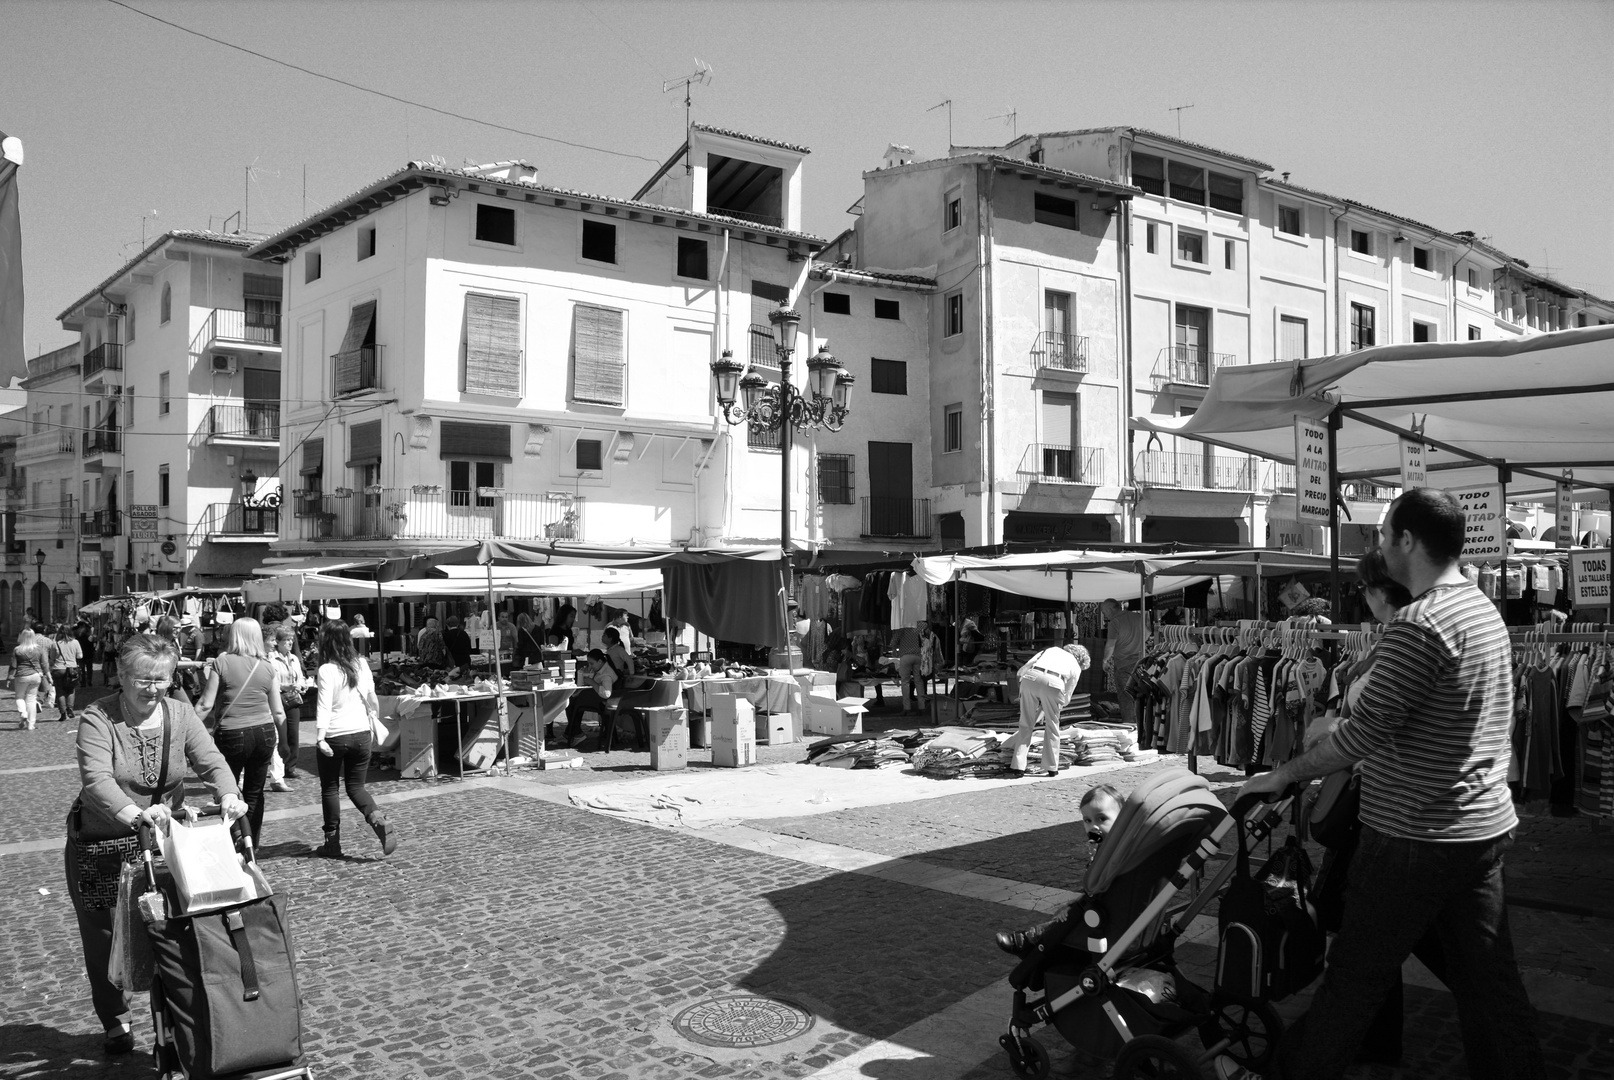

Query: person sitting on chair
[995,784,1123,956]
[563,649,617,749]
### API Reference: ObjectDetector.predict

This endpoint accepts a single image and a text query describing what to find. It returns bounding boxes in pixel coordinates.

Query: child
[995,783,1124,957]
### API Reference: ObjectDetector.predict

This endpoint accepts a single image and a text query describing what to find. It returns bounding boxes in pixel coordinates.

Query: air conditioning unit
[104,384,123,398]
[210,354,237,375]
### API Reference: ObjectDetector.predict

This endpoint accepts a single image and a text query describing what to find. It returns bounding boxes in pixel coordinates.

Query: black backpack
[1216,823,1326,1002]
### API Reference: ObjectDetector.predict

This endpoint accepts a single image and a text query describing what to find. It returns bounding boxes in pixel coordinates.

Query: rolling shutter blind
[1279,316,1308,361]
[299,438,324,475]
[439,421,512,463]
[1041,392,1078,448]
[335,301,376,393]
[464,293,522,397]
[243,273,282,299]
[347,421,382,467]
[570,305,625,406]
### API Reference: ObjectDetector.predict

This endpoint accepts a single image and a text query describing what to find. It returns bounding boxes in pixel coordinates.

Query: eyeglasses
[131,677,173,689]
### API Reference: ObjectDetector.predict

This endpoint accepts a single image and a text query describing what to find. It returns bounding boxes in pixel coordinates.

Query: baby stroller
[137,811,313,1079]
[999,768,1298,1079]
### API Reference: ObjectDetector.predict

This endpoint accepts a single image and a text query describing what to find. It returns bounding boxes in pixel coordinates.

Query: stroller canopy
[1084,768,1227,896]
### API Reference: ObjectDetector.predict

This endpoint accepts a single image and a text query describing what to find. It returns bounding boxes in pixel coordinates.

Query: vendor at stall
[563,648,617,748]
[443,617,474,673]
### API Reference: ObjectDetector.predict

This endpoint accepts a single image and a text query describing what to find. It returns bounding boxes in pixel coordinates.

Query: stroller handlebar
[1230,782,1304,822]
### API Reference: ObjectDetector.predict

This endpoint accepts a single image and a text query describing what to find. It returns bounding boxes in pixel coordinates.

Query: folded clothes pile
[807,737,911,769]
[1065,721,1142,765]
[911,727,1018,779]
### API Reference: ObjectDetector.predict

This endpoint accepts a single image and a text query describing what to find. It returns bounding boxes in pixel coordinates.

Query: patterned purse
[70,705,170,910]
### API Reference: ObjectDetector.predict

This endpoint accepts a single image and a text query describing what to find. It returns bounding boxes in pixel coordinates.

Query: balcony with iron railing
[860,497,932,539]
[1134,450,1256,491]
[81,508,120,537]
[1265,463,1296,493]
[1031,331,1088,373]
[82,342,124,378]
[201,502,280,539]
[332,345,383,395]
[82,427,121,457]
[196,306,281,351]
[1341,480,1398,502]
[1019,443,1106,485]
[16,429,77,461]
[17,498,77,536]
[206,403,280,443]
[1151,346,1236,390]
[294,488,584,543]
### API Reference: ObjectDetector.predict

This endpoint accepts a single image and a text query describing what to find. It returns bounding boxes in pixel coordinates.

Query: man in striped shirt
[1239,488,1544,1080]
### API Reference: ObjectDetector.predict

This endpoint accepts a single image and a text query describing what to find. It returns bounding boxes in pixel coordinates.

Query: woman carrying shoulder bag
[51,623,84,722]
[195,618,284,847]
[66,634,244,1055]
[314,619,396,859]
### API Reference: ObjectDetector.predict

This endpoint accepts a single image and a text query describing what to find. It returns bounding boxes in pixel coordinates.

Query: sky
[3,0,1610,356]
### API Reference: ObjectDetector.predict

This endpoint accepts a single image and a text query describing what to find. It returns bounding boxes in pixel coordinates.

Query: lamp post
[710,302,855,551]
[33,548,45,621]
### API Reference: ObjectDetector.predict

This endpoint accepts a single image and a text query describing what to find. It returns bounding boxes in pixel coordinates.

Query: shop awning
[428,564,663,596]
[254,556,391,576]
[911,549,1213,604]
[1131,326,1614,498]
[428,540,783,568]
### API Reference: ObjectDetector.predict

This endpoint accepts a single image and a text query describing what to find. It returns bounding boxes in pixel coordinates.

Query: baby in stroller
[997,768,1296,1080]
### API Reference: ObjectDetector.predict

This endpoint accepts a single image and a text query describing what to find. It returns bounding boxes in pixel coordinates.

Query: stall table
[682,673,801,745]
[385,685,580,778]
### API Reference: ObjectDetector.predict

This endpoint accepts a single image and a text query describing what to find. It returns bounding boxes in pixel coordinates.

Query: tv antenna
[928,99,953,149]
[140,210,158,248]
[986,106,1017,139]
[1168,103,1195,137]
[664,60,714,174]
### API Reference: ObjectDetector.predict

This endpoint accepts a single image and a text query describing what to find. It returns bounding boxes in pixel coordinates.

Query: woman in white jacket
[313,619,396,858]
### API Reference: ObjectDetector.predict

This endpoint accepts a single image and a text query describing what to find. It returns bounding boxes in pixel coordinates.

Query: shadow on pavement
[0,1023,133,1079]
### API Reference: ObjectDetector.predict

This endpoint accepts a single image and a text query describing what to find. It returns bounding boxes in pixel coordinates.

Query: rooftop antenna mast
[929,99,953,149]
[1168,103,1195,137]
[663,60,714,174]
[986,106,1017,139]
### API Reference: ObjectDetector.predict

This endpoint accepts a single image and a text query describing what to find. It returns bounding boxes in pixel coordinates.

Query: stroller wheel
[1113,1034,1206,1080]
[999,1031,1051,1078]
[1198,994,1283,1070]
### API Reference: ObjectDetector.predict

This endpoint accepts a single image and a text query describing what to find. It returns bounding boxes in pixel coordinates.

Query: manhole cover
[672,995,816,1048]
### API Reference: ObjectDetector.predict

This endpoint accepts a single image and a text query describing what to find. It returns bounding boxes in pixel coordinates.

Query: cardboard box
[397,712,437,779]
[645,705,688,771]
[756,711,793,746]
[805,696,867,736]
[710,694,757,768]
[795,671,837,700]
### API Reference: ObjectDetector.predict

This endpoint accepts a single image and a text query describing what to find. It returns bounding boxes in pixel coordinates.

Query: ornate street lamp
[710,301,855,551]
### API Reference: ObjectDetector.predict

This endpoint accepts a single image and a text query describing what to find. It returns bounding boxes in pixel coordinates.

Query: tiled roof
[809,264,937,290]
[1022,126,1273,172]
[246,160,826,262]
[57,229,262,322]
[690,124,811,155]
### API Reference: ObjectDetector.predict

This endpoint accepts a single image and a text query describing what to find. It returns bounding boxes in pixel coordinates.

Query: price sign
[1556,478,1574,550]
[129,503,158,542]
[1451,485,1506,563]
[1294,417,1331,524]
[1399,437,1427,488]
[1569,549,1611,609]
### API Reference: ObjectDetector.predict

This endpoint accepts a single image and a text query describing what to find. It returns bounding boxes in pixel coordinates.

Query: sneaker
[1214,1056,1261,1080]
[103,1025,135,1055]
[269,778,293,792]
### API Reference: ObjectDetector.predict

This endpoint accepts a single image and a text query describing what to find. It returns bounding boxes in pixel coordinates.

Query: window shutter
[463,293,522,397]
[243,273,282,299]
[335,301,376,393]
[347,421,382,467]
[1041,392,1078,449]
[570,305,626,406]
[299,438,324,475]
[1279,317,1308,361]
[752,280,790,305]
[439,421,512,462]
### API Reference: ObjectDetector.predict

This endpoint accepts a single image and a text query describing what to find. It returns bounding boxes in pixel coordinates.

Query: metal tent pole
[486,559,510,775]
[1328,410,1342,621]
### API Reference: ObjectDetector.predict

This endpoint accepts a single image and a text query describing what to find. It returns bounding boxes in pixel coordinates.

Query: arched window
[160,283,172,324]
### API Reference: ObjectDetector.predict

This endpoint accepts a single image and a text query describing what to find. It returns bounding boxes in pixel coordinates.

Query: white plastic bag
[160,820,251,913]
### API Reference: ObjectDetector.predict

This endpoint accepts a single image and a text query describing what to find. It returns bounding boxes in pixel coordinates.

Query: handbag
[1216,813,1325,1002]
[214,599,235,627]
[70,703,171,910]
[1305,768,1362,850]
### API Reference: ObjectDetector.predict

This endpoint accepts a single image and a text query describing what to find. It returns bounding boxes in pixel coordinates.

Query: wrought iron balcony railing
[1151,346,1236,389]
[1031,331,1088,373]
[83,343,124,378]
[1134,450,1256,491]
[202,502,280,537]
[294,488,584,542]
[207,403,281,441]
[860,497,932,539]
[1021,443,1106,485]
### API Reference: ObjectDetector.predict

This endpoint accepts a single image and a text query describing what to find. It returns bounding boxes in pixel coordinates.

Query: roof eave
[57,231,255,323]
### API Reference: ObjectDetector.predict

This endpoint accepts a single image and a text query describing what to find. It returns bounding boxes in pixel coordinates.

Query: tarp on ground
[1131,326,1614,498]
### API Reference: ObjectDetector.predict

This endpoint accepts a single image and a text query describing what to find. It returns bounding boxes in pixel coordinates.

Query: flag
[0,131,23,386]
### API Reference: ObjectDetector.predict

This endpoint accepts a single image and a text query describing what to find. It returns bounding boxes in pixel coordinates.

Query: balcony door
[243,368,280,439]
[448,460,499,538]
[1174,305,1210,383]
[867,441,914,537]
[1041,392,1079,480]
[1044,290,1072,366]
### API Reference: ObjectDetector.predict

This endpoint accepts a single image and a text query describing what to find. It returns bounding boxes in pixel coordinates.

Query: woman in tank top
[195,617,285,845]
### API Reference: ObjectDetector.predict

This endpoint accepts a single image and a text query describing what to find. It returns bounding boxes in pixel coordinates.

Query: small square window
[1412,321,1434,343]
[158,466,170,508]
[576,439,603,472]
[1177,229,1205,264]
[945,196,961,231]
[1224,239,1235,270]
[1033,192,1078,230]
[944,292,964,337]
[818,454,854,504]
[1467,267,1479,288]
[1350,230,1372,256]
[1468,325,1482,341]
[305,251,322,283]
[874,298,900,320]
[158,372,170,416]
[1145,222,1157,254]
[1413,246,1432,272]
[870,358,907,395]
[358,225,376,260]
[823,292,850,315]
[581,219,616,264]
[943,404,963,453]
[475,204,516,246]
[676,237,708,279]
[1278,205,1302,236]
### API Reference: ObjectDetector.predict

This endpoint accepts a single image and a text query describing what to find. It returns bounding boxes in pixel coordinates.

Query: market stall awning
[1131,326,1614,498]
[426,540,783,568]
[911,549,1212,604]
[428,564,663,596]
[254,556,391,575]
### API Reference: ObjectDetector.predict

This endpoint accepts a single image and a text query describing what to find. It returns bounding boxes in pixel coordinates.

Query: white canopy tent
[241,569,662,604]
[911,549,1213,603]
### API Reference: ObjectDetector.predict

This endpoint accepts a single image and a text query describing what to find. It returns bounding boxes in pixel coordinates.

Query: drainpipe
[798,274,831,550]
[1450,237,1476,339]
[1118,199,1135,543]
[1330,209,1347,353]
[979,166,997,545]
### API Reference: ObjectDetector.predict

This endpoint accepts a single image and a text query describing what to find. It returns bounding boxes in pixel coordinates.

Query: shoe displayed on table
[103,1026,135,1055]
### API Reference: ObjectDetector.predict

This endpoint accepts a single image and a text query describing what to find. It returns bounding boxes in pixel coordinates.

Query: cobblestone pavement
[2,686,1611,1080]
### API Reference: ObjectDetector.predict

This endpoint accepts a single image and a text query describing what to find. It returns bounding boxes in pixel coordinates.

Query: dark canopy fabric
[662,559,788,648]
